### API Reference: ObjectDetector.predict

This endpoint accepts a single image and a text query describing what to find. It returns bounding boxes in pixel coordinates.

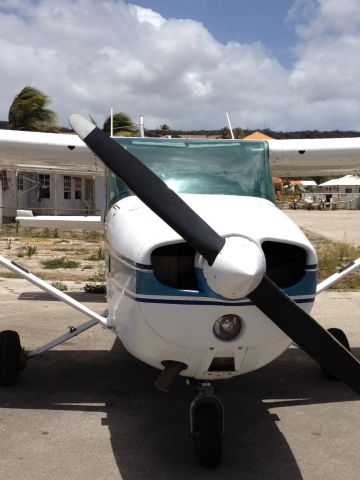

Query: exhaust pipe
[155,361,187,392]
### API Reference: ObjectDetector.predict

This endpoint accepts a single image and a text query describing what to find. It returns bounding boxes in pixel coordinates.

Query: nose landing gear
[189,382,224,468]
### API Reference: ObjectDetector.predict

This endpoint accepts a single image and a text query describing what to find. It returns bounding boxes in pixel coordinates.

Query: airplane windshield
[106,138,275,208]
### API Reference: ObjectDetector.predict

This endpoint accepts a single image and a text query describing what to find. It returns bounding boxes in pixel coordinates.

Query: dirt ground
[0,226,105,282]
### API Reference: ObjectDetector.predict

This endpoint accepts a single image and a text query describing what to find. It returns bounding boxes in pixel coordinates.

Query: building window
[64,176,71,199]
[74,177,82,200]
[345,188,352,193]
[17,174,24,191]
[39,174,50,199]
[0,170,9,190]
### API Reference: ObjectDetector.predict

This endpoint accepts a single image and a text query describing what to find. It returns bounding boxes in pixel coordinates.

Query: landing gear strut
[189,382,224,468]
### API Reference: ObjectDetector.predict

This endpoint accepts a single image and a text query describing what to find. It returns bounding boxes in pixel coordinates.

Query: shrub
[26,245,37,257]
[51,281,68,291]
[84,283,106,294]
[41,257,80,269]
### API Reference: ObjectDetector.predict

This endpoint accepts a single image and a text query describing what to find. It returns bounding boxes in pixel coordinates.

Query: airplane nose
[197,236,266,299]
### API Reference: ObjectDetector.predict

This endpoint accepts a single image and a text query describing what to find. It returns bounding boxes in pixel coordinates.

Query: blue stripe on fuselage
[112,251,317,305]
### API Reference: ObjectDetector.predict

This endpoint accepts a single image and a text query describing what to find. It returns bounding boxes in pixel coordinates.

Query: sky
[1,0,360,131]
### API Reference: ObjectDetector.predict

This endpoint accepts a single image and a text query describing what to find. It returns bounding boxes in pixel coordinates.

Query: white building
[315,175,360,209]
[0,169,105,221]
[318,175,360,194]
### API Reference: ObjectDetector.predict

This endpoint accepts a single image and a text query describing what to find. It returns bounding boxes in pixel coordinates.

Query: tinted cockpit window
[106,138,274,209]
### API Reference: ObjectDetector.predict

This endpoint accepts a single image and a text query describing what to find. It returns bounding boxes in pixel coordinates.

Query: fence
[277,193,360,210]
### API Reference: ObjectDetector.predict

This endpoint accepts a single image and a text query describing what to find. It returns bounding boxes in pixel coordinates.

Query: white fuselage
[105,194,317,380]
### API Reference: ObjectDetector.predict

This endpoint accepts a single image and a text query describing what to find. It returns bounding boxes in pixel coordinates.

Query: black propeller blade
[249,276,360,394]
[70,114,360,394]
[69,115,224,265]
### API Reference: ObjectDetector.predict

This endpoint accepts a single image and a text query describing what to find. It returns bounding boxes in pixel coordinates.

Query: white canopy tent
[319,175,360,187]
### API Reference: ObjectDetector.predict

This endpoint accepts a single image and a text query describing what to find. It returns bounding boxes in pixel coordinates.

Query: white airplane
[0,116,360,468]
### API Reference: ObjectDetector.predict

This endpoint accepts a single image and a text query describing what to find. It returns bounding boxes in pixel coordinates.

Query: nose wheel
[189,382,224,468]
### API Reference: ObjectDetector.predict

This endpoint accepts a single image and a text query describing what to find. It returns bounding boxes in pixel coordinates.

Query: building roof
[319,175,360,186]
[243,130,274,140]
[300,180,317,186]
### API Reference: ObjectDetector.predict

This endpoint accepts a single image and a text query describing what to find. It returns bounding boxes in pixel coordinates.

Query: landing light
[213,314,242,341]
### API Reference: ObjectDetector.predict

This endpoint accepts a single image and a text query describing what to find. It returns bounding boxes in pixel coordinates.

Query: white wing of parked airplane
[268,137,360,176]
[0,129,360,177]
[0,129,103,174]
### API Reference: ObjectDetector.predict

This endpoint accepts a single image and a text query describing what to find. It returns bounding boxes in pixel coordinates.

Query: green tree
[8,85,58,131]
[103,112,139,136]
[233,127,244,139]
[219,127,231,139]
[159,123,172,137]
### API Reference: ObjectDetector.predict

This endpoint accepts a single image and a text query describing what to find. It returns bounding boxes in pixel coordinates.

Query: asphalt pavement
[0,278,359,480]
[285,209,360,244]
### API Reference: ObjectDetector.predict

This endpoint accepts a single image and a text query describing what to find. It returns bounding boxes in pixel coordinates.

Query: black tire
[193,401,223,468]
[0,330,21,386]
[322,328,350,380]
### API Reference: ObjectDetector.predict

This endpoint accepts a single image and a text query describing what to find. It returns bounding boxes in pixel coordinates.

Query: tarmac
[285,209,360,244]
[0,210,360,479]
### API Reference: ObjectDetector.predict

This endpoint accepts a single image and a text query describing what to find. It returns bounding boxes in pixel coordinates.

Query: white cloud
[132,5,165,28]
[290,0,360,38]
[0,0,360,131]
[287,0,360,129]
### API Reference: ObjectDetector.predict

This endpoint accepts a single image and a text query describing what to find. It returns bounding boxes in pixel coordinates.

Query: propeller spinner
[69,114,360,395]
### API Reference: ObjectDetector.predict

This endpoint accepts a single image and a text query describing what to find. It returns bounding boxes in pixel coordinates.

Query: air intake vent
[151,243,198,289]
[208,357,235,372]
[262,241,306,288]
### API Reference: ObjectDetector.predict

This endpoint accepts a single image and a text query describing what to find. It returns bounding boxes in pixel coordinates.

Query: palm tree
[103,112,139,136]
[8,86,58,132]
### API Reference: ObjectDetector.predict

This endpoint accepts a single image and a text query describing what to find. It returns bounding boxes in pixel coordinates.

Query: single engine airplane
[0,117,360,468]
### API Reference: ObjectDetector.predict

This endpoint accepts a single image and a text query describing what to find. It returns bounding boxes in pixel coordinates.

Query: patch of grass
[83,231,103,242]
[41,257,80,269]
[0,224,16,236]
[85,247,105,261]
[316,239,360,289]
[51,281,68,291]
[41,228,52,238]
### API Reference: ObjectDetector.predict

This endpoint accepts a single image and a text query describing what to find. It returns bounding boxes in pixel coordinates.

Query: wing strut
[0,254,108,326]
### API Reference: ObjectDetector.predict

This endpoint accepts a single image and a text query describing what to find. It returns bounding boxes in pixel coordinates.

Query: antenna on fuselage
[110,107,114,137]
[139,115,145,137]
[226,112,235,139]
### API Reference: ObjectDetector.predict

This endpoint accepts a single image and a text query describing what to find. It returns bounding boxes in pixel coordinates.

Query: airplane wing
[1,128,359,177]
[268,137,360,177]
[0,129,104,174]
